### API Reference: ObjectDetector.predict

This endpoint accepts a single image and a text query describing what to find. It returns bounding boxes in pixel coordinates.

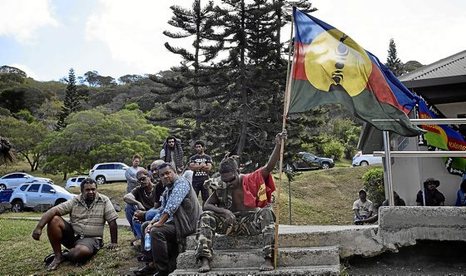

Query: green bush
[322,139,344,160]
[362,167,384,207]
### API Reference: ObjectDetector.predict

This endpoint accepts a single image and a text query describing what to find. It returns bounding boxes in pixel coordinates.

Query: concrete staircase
[171,232,341,276]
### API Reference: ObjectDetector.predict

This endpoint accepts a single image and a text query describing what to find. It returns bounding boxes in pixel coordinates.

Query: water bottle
[144,233,151,251]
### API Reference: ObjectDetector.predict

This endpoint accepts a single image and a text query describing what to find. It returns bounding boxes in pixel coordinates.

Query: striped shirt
[55,193,118,238]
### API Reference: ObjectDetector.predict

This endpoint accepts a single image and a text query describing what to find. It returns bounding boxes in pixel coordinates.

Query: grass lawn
[0,218,140,275]
[0,160,379,274]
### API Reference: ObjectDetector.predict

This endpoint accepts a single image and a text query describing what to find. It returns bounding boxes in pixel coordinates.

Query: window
[41,184,54,194]
[97,164,113,170]
[114,164,123,170]
[77,177,85,182]
[19,185,29,191]
[28,184,40,192]
[5,174,23,179]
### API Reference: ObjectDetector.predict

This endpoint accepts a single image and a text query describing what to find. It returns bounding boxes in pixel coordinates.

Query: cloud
[9,63,40,80]
[0,0,58,43]
[85,0,183,74]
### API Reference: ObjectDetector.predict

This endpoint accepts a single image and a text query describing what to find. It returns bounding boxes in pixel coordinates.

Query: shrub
[362,167,384,207]
[322,139,344,161]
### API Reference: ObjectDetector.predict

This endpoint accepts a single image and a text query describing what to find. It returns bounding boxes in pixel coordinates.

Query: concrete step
[171,265,340,275]
[187,227,376,250]
[176,246,339,270]
[185,225,382,258]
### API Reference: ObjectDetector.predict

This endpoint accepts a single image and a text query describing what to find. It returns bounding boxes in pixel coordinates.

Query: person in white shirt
[352,189,374,225]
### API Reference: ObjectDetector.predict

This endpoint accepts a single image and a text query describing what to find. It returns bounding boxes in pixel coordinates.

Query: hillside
[277,166,375,225]
[1,161,376,225]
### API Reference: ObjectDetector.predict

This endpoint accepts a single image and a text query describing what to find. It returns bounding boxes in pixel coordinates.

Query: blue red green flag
[288,8,423,137]
[418,100,466,175]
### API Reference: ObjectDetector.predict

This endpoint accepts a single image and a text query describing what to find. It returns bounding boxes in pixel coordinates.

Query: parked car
[65,175,88,190]
[9,181,77,212]
[352,152,383,166]
[89,162,129,184]
[0,172,52,190]
[288,152,335,172]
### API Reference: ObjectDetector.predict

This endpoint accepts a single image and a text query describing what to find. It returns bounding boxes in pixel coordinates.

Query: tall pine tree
[385,38,404,77]
[56,68,80,130]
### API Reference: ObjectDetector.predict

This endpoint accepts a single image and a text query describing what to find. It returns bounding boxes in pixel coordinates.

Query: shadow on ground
[344,240,466,275]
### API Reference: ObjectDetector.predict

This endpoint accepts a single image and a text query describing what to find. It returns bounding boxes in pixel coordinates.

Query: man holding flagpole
[195,132,286,273]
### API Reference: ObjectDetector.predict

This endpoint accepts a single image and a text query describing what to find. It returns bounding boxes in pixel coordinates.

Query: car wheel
[0,184,6,191]
[321,162,330,169]
[55,199,67,206]
[11,199,24,212]
[360,161,369,166]
[96,176,106,185]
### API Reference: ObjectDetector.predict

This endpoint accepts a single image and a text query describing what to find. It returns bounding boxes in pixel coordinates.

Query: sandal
[43,249,69,265]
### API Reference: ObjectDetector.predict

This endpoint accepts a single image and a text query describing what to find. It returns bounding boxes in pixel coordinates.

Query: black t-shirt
[131,184,164,209]
[189,154,213,184]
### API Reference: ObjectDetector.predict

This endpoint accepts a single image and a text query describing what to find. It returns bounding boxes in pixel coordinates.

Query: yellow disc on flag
[304,29,372,96]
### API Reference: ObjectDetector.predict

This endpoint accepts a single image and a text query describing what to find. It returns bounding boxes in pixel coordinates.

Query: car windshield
[52,185,68,194]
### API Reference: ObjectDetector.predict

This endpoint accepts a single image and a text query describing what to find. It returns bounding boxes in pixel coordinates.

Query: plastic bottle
[144,233,151,251]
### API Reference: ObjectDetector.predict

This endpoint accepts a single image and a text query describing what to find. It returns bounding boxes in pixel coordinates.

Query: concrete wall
[378,206,466,246]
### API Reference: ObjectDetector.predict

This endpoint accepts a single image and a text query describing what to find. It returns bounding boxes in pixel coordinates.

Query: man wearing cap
[352,189,374,225]
[416,178,445,206]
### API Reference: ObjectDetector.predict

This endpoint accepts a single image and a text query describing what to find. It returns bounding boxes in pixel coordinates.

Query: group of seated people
[353,176,466,225]
[32,132,287,275]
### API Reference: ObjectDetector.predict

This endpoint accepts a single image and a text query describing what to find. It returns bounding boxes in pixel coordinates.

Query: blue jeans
[132,208,159,239]
[125,204,138,237]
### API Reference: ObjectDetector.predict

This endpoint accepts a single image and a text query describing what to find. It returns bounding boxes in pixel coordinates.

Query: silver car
[0,172,52,190]
[9,181,77,212]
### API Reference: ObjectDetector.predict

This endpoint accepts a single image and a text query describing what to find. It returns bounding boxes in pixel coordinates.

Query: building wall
[388,136,463,206]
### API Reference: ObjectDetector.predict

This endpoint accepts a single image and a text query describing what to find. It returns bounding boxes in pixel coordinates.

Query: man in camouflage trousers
[195,132,286,273]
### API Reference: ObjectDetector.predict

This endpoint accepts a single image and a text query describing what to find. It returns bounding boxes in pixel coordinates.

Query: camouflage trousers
[195,208,275,261]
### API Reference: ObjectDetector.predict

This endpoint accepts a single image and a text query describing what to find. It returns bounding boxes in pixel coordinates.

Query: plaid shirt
[55,193,118,238]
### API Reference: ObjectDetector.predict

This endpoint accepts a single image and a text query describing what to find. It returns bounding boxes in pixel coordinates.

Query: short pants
[61,218,103,255]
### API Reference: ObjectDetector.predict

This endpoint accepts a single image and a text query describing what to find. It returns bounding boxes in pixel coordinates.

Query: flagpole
[274,6,295,269]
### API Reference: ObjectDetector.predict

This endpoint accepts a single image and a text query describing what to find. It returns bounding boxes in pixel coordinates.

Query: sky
[0,0,465,82]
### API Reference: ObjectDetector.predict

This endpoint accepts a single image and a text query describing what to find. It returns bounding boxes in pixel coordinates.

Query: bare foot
[198,257,211,273]
[47,255,64,271]
[259,258,274,271]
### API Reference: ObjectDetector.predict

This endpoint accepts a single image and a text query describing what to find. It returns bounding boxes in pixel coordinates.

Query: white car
[89,162,129,184]
[0,172,52,190]
[9,181,77,212]
[65,176,88,190]
[352,152,383,166]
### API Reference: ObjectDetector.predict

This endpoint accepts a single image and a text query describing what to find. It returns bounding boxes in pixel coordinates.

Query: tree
[82,70,116,87]
[385,38,404,77]
[403,60,424,74]
[56,68,80,130]
[42,109,169,178]
[0,116,49,171]
[0,65,27,90]
[160,0,223,130]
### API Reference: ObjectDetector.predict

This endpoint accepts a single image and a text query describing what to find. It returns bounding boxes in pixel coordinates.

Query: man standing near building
[160,136,184,174]
[188,140,213,204]
[32,178,118,271]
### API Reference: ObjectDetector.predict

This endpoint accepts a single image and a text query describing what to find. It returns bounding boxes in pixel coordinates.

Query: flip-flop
[43,249,70,265]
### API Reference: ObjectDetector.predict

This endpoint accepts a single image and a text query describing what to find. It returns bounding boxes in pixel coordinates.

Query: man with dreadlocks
[160,136,184,174]
[195,132,286,273]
